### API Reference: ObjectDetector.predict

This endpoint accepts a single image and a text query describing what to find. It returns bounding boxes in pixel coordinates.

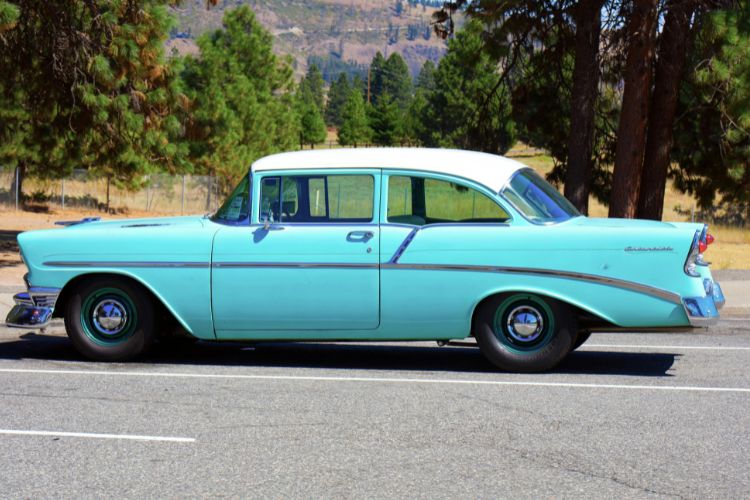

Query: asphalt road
[0,321,748,499]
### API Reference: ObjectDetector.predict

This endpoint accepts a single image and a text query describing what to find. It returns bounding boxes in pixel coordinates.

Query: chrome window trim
[383,171,514,225]
[499,168,582,226]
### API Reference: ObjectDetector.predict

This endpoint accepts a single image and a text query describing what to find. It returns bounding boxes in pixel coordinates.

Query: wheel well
[53,273,184,337]
[470,291,615,334]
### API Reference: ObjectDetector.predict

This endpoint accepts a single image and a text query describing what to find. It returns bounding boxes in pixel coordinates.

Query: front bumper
[683,281,725,327]
[5,287,60,329]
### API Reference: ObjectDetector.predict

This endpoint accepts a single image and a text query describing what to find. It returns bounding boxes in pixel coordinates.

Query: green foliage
[325,73,351,127]
[181,6,298,179]
[0,0,190,188]
[369,93,404,146]
[420,20,516,155]
[300,63,325,112]
[672,6,750,212]
[298,85,327,147]
[383,53,413,109]
[0,1,19,31]
[307,54,367,84]
[338,89,371,147]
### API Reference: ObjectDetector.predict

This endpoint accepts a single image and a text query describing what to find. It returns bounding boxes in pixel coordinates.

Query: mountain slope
[169,0,451,79]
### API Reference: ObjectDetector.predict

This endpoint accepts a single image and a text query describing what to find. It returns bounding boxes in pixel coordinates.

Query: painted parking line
[0,367,748,393]
[582,344,750,351]
[0,429,195,443]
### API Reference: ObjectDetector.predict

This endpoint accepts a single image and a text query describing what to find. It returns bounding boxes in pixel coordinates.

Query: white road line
[583,344,750,351]
[0,429,194,443]
[0,367,748,393]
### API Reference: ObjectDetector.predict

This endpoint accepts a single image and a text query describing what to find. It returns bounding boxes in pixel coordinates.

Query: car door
[212,170,380,337]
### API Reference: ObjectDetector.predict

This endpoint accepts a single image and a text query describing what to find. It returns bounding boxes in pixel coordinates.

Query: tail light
[685,225,712,276]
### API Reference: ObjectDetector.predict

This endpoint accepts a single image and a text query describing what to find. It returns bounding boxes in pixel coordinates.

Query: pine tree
[368,52,388,105]
[300,64,325,112]
[0,0,190,199]
[420,21,516,154]
[370,93,403,146]
[181,6,298,180]
[298,87,327,148]
[671,6,750,220]
[383,53,413,109]
[325,73,351,127]
[338,90,371,147]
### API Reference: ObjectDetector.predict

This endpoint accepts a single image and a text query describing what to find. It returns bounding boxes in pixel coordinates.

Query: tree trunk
[12,163,26,209]
[564,0,604,214]
[636,0,695,220]
[609,0,659,218]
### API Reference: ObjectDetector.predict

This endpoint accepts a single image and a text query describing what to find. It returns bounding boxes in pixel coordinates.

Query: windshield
[501,169,580,224]
[212,174,251,224]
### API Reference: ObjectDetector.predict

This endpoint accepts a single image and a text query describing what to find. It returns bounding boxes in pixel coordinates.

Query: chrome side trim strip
[44,261,210,268]
[212,262,378,269]
[380,263,683,305]
[388,227,420,264]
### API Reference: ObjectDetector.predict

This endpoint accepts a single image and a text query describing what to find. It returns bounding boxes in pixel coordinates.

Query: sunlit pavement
[0,315,748,498]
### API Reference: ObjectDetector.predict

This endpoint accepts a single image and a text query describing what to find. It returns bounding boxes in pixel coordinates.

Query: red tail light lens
[706,233,715,245]
[699,241,707,253]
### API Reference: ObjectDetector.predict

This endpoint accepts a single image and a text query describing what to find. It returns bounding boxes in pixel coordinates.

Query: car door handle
[347,230,374,242]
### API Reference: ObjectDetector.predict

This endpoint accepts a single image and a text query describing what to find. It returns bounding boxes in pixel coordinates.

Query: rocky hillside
[168,0,453,80]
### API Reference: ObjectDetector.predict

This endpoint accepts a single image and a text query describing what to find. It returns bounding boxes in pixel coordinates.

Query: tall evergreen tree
[182,6,298,180]
[671,6,750,220]
[298,86,327,148]
[0,0,190,199]
[338,90,371,147]
[300,63,325,112]
[325,72,351,127]
[368,52,388,105]
[421,20,516,155]
[370,93,403,146]
[383,53,413,109]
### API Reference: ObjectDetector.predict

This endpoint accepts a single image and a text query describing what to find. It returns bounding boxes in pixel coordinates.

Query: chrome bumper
[5,287,60,329]
[683,281,725,327]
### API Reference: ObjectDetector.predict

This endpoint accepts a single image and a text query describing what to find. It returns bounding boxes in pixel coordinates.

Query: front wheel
[64,277,155,361]
[474,293,576,372]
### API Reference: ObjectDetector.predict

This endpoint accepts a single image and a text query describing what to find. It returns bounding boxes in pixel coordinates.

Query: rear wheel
[474,293,576,372]
[64,277,155,361]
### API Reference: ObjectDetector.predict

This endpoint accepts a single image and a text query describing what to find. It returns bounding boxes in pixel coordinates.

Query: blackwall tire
[474,293,576,372]
[64,277,155,361]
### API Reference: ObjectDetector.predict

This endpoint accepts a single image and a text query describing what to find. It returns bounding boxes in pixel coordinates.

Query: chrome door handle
[347,230,374,241]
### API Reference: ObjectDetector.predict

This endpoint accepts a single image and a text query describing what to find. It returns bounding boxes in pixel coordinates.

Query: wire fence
[0,168,228,215]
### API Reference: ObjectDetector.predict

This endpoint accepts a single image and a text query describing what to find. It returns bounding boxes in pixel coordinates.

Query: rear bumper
[683,281,724,327]
[5,288,60,329]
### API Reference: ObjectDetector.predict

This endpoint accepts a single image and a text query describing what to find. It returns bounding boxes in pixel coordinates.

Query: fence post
[61,178,65,210]
[14,166,19,211]
[181,175,186,215]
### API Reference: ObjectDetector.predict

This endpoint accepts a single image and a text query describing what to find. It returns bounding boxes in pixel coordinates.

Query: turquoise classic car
[6,148,724,371]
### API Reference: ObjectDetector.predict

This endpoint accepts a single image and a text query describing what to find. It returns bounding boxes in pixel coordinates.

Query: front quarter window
[212,174,251,223]
[501,169,580,224]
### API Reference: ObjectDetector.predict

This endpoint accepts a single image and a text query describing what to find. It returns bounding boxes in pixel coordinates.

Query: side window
[387,175,510,226]
[259,174,374,223]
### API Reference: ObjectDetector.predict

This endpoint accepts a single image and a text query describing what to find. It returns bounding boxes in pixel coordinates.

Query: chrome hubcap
[506,306,544,342]
[92,299,128,336]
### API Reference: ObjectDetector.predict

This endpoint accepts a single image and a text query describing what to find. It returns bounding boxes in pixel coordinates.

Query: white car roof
[251,148,527,193]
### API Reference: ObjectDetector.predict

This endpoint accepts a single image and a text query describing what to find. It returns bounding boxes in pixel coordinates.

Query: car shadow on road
[0,332,678,377]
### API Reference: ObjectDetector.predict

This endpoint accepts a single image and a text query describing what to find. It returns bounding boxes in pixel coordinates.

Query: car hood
[54,215,208,231]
